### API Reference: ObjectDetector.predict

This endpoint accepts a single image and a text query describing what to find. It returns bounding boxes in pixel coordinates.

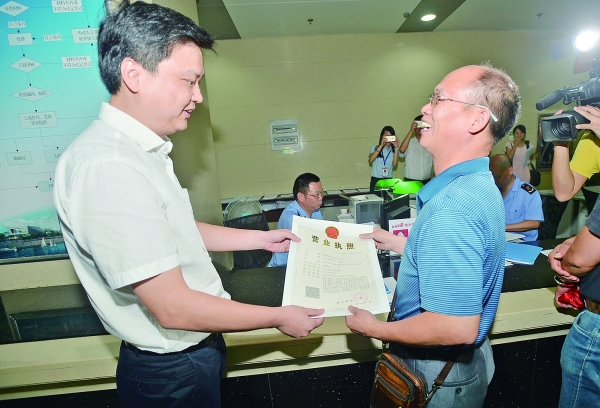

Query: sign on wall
[0,0,108,262]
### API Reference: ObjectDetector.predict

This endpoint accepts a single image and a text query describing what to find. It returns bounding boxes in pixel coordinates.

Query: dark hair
[512,124,526,135]
[377,126,396,157]
[98,1,215,95]
[512,124,529,148]
[414,115,423,121]
[293,173,320,200]
[465,62,521,145]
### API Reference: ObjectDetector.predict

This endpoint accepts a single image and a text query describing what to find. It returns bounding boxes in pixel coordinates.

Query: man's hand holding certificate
[282,216,390,318]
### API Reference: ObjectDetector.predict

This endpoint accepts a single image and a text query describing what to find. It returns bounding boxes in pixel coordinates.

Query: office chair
[223,212,272,270]
[538,195,569,240]
[392,180,424,195]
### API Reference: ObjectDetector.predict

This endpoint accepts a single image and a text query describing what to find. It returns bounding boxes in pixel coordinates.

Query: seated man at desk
[269,173,325,267]
[490,154,543,241]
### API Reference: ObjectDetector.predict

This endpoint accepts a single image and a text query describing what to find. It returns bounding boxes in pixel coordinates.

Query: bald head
[490,154,511,171]
[489,154,514,190]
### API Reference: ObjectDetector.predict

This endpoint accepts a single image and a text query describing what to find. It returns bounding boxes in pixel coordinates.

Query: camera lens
[542,110,590,142]
[549,119,572,139]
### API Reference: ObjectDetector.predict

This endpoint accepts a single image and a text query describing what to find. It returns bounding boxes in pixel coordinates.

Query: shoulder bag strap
[387,290,397,323]
[381,290,397,352]
[425,347,462,404]
[386,285,462,403]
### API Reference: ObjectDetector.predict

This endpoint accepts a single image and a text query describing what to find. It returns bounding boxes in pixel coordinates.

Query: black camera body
[538,58,600,143]
[542,100,600,143]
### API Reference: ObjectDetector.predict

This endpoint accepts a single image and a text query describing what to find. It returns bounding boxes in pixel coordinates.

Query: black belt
[390,343,473,362]
[122,333,218,356]
[585,297,600,314]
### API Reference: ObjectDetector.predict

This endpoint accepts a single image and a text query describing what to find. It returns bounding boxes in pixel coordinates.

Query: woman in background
[369,126,400,192]
[505,124,534,183]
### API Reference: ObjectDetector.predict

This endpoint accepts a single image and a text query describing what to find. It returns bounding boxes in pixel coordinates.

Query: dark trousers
[116,335,226,408]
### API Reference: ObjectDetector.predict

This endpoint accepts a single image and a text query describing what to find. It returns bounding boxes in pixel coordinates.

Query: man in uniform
[269,173,325,267]
[490,154,544,241]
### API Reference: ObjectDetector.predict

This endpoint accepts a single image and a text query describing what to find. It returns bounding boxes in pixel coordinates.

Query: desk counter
[0,240,576,400]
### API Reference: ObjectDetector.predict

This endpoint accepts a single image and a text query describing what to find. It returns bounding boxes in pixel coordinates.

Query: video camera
[536,58,600,142]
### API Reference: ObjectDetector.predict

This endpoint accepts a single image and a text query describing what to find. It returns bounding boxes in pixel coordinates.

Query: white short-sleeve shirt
[53,102,230,353]
[398,138,433,181]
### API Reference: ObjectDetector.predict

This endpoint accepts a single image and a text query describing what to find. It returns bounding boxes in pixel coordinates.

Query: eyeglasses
[428,94,498,123]
[304,191,326,199]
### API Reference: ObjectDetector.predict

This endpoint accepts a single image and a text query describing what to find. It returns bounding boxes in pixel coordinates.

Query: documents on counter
[505,242,543,265]
[505,232,525,242]
[383,277,397,306]
[282,216,390,318]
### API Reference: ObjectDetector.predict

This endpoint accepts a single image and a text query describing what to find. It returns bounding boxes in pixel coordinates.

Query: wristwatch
[554,274,578,287]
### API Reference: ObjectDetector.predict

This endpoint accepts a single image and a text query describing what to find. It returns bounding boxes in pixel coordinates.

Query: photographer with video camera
[538,41,600,408]
[551,105,600,206]
[542,77,600,408]
[547,106,600,407]
[538,57,600,209]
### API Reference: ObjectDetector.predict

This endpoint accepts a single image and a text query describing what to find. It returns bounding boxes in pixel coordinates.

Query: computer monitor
[381,194,410,231]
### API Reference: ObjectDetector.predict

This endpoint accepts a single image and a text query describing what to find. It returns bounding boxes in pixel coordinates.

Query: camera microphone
[538,58,600,142]
[535,90,565,111]
[536,78,600,111]
[562,77,600,104]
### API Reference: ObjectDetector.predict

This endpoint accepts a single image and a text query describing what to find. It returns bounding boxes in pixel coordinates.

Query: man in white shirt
[398,115,434,184]
[53,2,323,407]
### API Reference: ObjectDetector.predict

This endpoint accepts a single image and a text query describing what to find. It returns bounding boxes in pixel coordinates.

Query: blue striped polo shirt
[393,157,505,345]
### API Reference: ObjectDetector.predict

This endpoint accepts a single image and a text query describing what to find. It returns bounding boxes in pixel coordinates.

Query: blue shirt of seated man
[269,176,324,267]
[490,154,543,242]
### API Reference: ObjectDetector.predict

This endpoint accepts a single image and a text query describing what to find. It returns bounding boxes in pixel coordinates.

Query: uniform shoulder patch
[520,183,536,194]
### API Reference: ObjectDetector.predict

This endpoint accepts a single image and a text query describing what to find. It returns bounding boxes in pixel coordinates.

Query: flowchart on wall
[0,0,107,260]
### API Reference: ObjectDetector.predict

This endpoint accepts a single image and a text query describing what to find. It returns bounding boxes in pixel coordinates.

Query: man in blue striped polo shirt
[346,63,521,408]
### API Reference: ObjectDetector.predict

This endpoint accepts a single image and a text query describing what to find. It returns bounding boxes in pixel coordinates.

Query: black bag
[529,163,541,187]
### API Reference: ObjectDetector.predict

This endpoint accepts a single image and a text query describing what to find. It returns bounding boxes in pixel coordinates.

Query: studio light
[421,14,436,22]
[573,30,598,53]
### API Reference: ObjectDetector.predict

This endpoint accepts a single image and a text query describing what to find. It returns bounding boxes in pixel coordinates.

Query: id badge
[382,167,389,177]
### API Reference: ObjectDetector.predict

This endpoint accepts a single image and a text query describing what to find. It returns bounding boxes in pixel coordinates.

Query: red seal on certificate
[325,226,339,239]
[353,292,368,304]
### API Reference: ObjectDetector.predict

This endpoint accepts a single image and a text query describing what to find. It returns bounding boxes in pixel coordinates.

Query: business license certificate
[282,216,390,317]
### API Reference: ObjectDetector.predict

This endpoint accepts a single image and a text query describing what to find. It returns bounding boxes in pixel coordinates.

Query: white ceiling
[197,0,600,40]
[222,0,420,38]
[437,0,599,32]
